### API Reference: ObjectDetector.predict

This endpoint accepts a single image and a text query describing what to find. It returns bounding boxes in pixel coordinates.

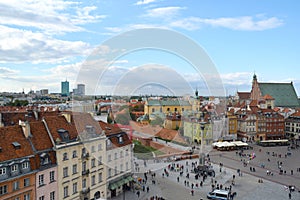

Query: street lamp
[199,121,206,166]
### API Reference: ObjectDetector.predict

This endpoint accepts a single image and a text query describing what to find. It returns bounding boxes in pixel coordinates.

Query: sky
[0,0,300,96]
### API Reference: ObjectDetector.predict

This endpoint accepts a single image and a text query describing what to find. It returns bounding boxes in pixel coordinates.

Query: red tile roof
[263,94,275,100]
[98,121,132,148]
[0,125,34,162]
[237,92,251,100]
[30,121,53,151]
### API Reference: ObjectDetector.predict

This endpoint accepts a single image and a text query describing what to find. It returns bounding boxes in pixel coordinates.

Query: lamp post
[199,121,206,167]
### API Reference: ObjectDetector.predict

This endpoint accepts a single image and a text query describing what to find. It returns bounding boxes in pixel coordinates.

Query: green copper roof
[259,82,300,107]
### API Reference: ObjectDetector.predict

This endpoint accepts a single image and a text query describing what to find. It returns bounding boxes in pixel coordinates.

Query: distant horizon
[1,1,299,98]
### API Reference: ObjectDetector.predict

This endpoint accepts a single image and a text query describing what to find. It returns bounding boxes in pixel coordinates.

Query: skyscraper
[61,80,69,96]
[77,84,85,96]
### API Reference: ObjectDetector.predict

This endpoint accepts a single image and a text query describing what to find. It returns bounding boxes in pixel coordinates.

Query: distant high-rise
[77,84,85,96]
[61,80,69,96]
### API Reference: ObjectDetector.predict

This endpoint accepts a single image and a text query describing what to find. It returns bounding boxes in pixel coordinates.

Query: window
[91,175,96,186]
[39,196,45,200]
[114,152,117,160]
[106,139,111,147]
[98,144,102,151]
[22,162,29,169]
[182,108,185,112]
[82,179,86,189]
[0,168,6,175]
[63,153,68,161]
[125,149,129,156]
[63,186,69,198]
[63,167,68,178]
[14,197,20,200]
[13,181,19,190]
[38,174,44,186]
[72,164,77,174]
[120,151,123,158]
[114,166,117,175]
[82,148,86,155]
[24,178,30,187]
[91,146,95,153]
[108,154,111,162]
[126,162,129,170]
[175,107,177,112]
[119,136,123,143]
[72,182,77,194]
[11,164,18,172]
[108,168,112,177]
[24,194,30,200]
[50,191,55,200]
[82,162,87,171]
[98,173,102,183]
[91,158,96,168]
[72,150,77,158]
[152,108,155,112]
[98,156,102,165]
[50,171,55,182]
[0,185,7,195]
[120,164,123,172]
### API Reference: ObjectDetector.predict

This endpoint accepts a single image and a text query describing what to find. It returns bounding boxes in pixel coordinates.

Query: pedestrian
[191,189,194,196]
[289,192,291,199]
[147,186,149,193]
[137,191,140,198]
[177,176,179,182]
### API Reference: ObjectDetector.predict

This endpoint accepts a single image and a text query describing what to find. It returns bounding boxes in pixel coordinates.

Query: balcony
[81,153,90,160]
[82,169,90,176]
[81,187,90,194]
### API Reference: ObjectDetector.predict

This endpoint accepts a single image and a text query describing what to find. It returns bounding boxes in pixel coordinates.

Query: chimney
[19,120,31,138]
[62,113,71,123]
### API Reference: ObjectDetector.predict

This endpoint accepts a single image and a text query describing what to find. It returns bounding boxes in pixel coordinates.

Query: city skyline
[0,0,300,96]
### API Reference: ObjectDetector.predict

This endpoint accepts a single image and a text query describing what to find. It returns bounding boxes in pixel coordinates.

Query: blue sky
[0,0,300,96]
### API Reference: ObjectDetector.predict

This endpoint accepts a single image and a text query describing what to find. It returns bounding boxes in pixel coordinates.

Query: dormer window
[118,135,123,144]
[22,162,29,169]
[12,142,21,149]
[0,168,6,175]
[57,129,69,142]
[40,153,50,165]
[11,164,18,172]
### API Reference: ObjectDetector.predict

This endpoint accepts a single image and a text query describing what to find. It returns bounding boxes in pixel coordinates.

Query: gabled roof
[237,92,251,100]
[43,115,78,142]
[30,121,53,151]
[98,121,131,148]
[258,82,299,107]
[263,94,275,100]
[0,125,34,161]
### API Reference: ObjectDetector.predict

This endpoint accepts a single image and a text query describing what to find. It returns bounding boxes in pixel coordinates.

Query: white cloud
[0,25,91,63]
[0,67,19,76]
[0,0,105,33]
[170,15,283,31]
[135,0,158,5]
[144,6,185,19]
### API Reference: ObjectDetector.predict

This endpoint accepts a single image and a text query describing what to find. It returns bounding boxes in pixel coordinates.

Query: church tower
[250,73,261,101]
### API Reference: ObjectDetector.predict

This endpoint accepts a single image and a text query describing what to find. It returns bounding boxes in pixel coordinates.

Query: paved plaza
[112,143,300,200]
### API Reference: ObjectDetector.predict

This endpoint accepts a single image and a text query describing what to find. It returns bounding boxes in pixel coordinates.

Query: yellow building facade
[183,120,213,145]
[144,100,192,115]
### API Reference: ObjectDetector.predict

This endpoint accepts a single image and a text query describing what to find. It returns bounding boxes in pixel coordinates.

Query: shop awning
[109,176,134,190]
